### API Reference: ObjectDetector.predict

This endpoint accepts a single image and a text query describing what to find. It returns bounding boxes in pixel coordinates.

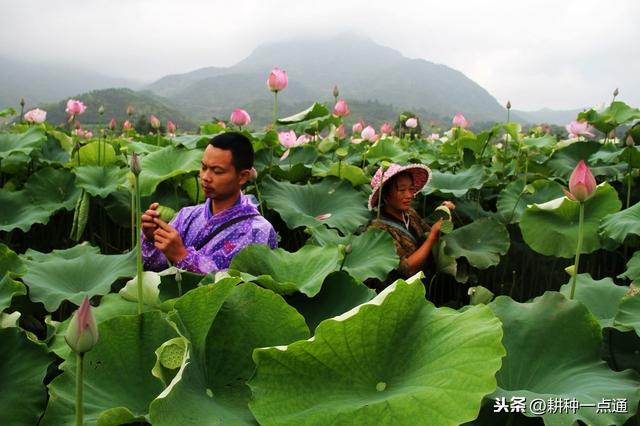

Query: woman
[367,163,455,289]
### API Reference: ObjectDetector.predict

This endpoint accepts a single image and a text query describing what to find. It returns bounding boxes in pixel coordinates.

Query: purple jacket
[142,193,277,274]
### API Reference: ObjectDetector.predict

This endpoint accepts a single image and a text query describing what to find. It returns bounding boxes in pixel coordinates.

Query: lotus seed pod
[157,205,176,222]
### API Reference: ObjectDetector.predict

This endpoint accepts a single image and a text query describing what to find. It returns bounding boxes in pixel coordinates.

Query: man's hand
[153,218,188,263]
[141,202,160,241]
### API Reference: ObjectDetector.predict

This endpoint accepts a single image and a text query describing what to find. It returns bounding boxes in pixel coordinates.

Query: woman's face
[384,174,415,212]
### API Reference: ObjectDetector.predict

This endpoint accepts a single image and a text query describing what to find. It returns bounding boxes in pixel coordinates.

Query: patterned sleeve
[368,223,411,278]
[173,247,220,274]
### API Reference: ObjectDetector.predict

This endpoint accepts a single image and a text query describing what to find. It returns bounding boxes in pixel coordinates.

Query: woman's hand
[427,218,444,242]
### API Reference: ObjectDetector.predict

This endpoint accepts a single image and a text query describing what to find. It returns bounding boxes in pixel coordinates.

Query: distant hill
[41,88,198,131]
[146,34,510,126]
[0,57,141,110]
[513,108,583,126]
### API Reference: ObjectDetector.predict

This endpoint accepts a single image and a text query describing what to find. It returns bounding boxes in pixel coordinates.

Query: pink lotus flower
[380,122,393,135]
[108,118,117,131]
[123,119,132,130]
[452,113,469,128]
[84,130,93,139]
[405,118,418,128]
[565,120,595,139]
[149,115,160,129]
[230,109,251,127]
[296,134,311,145]
[24,108,47,123]
[361,125,377,142]
[65,99,87,116]
[352,120,364,135]
[333,100,350,117]
[563,160,597,202]
[267,67,288,92]
[217,121,227,128]
[335,124,346,139]
[279,130,298,148]
[65,296,99,353]
[167,121,176,134]
[428,133,440,140]
[315,213,332,221]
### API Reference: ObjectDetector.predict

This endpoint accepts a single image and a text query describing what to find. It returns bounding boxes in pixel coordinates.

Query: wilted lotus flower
[230,109,251,127]
[66,99,87,116]
[565,120,595,139]
[167,120,177,135]
[130,152,141,176]
[380,122,393,135]
[335,124,346,139]
[65,296,98,353]
[123,119,132,130]
[563,160,596,202]
[361,125,377,141]
[24,108,47,123]
[352,120,364,135]
[149,115,161,129]
[279,130,298,148]
[333,100,350,117]
[108,118,117,131]
[267,67,288,92]
[452,113,469,128]
[405,117,418,128]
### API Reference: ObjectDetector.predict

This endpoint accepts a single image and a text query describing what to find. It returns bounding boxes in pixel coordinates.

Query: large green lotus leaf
[49,293,143,360]
[600,201,640,244]
[312,161,370,186]
[578,101,640,134]
[21,244,136,311]
[442,217,510,269]
[261,176,369,234]
[489,292,640,426]
[73,165,128,198]
[249,276,505,425]
[0,328,54,426]
[547,141,626,180]
[559,273,629,327]
[307,226,399,282]
[230,244,343,297]
[38,135,71,164]
[138,146,203,196]
[619,250,640,281]
[523,134,557,150]
[119,139,164,155]
[590,144,640,168]
[614,296,640,337]
[496,178,564,224]
[422,165,486,197]
[172,134,211,149]
[0,168,80,232]
[520,182,622,258]
[365,138,411,163]
[0,126,46,158]
[41,311,178,426]
[150,282,309,426]
[0,274,26,312]
[276,144,318,169]
[285,271,376,333]
[0,243,25,276]
[276,102,339,134]
[69,141,118,166]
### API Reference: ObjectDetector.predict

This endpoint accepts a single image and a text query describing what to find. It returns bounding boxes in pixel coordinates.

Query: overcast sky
[2,0,638,111]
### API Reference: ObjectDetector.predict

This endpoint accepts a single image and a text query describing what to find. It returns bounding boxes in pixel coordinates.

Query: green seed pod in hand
[157,205,176,222]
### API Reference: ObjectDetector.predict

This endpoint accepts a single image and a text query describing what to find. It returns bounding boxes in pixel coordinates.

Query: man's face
[199,145,249,201]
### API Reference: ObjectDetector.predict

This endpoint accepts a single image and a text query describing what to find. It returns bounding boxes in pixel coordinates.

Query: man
[141,132,277,274]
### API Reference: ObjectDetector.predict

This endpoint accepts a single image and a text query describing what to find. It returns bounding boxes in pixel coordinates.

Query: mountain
[0,57,142,110]
[513,108,582,126]
[41,88,198,130]
[145,34,509,126]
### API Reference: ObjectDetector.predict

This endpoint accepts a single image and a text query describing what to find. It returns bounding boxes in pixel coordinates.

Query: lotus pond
[1,99,640,425]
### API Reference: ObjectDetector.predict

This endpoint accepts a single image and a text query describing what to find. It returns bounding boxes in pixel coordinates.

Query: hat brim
[368,164,432,211]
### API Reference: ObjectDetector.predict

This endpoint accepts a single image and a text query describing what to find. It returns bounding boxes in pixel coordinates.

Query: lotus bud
[149,115,160,129]
[127,105,134,116]
[380,122,393,135]
[344,243,352,254]
[166,121,176,134]
[230,109,251,127]
[249,167,258,182]
[335,124,346,139]
[352,120,364,135]
[405,118,418,128]
[64,296,98,353]
[108,118,117,131]
[267,67,288,92]
[98,105,105,116]
[333,85,339,98]
[361,126,377,142]
[626,135,635,147]
[130,152,141,176]
[20,98,25,108]
[613,88,619,97]
[563,160,596,202]
[506,100,511,110]
[452,113,469,128]
[333,100,350,117]
[123,119,132,131]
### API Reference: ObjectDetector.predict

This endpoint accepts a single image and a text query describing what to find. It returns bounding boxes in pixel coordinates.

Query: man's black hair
[208,132,254,171]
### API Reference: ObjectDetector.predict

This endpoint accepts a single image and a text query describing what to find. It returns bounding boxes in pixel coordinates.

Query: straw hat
[368,163,432,211]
